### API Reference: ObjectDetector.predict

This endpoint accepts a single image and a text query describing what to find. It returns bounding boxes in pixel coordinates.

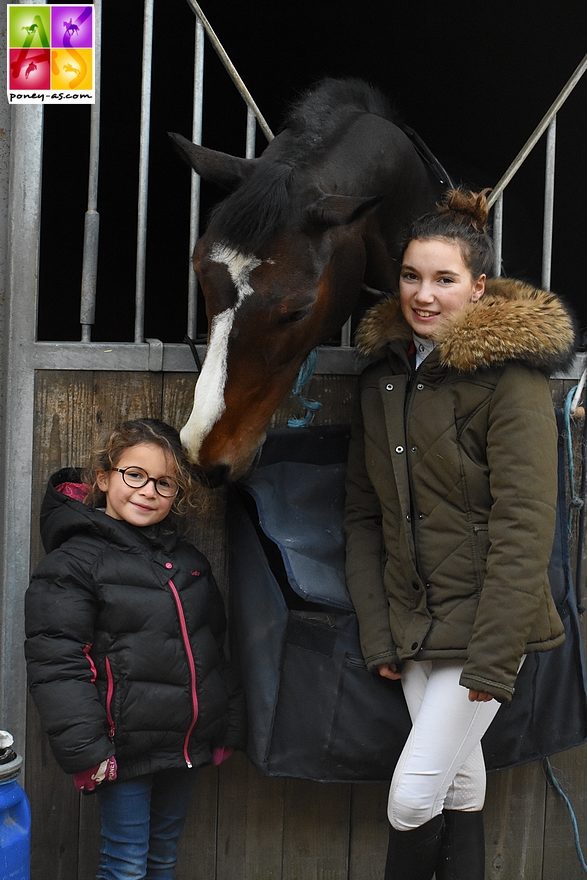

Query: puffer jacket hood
[355,277,577,374]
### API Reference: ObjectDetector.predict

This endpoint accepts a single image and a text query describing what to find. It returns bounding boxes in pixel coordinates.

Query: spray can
[0,731,31,880]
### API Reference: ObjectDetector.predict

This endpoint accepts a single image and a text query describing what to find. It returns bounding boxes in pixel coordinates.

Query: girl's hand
[468,690,494,702]
[378,663,402,681]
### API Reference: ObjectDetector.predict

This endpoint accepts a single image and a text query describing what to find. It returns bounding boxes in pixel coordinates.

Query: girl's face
[399,238,485,338]
[97,442,177,527]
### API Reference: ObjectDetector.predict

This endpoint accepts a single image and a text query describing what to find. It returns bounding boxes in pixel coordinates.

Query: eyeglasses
[111,466,179,498]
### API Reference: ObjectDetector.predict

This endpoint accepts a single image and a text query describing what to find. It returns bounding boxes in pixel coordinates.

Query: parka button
[410,446,417,453]
[416,383,424,390]
[406,514,411,522]
[386,383,394,391]
[411,642,419,650]
[412,582,420,591]
[395,445,404,454]
[164,562,173,569]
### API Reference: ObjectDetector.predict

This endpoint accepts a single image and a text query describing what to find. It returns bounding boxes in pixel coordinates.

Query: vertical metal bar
[340,317,352,347]
[0,104,43,760]
[492,193,504,277]
[80,0,102,342]
[134,0,154,344]
[187,18,204,340]
[245,105,256,159]
[542,118,557,290]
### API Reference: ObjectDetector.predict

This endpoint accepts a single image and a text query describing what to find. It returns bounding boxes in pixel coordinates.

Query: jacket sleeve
[460,366,561,703]
[344,387,398,670]
[25,544,115,773]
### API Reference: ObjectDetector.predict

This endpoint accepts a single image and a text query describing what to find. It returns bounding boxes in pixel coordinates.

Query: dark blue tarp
[228,424,587,782]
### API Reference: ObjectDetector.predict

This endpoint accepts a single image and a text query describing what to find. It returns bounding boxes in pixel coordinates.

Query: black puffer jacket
[25,468,244,781]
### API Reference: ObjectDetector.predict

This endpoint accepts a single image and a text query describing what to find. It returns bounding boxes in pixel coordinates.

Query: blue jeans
[96,769,196,880]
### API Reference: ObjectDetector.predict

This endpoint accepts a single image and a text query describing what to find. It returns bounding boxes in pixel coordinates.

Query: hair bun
[437,187,491,233]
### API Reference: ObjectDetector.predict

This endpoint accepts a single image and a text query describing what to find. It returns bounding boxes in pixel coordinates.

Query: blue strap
[543,757,587,874]
[287,350,322,428]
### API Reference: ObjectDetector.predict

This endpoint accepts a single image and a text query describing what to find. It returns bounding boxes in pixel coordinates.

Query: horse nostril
[201,464,230,488]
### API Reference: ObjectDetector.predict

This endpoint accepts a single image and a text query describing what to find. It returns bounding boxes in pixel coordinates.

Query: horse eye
[277,308,309,325]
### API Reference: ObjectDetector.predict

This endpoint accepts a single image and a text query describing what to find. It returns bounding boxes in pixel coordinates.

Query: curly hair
[400,187,495,278]
[83,418,205,516]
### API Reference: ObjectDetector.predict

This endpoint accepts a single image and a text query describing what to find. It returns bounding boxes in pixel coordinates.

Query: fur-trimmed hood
[355,277,577,374]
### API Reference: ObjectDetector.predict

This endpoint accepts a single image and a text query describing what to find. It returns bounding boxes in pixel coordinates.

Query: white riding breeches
[387,659,502,831]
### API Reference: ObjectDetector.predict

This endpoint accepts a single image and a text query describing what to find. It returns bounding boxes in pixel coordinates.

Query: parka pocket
[471,524,489,591]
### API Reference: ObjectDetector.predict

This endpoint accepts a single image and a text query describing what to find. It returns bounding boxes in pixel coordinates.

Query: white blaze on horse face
[180,244,262,464]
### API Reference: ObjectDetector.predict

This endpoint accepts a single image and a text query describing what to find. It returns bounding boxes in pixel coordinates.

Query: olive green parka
[344,278,576,703]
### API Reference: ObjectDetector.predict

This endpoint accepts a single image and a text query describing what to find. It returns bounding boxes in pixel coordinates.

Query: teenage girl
[344,189,576,879]
[25,418,244,880]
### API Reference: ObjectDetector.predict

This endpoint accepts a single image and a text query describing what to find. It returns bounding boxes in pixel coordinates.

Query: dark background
[38,0,587,343]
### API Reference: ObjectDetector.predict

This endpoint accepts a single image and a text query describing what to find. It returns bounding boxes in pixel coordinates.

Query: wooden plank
[282,779,351,880]
[27,372,96,880]
[349,783,388,880]
[485,763,546,879]
[176,765,219,880]
[215,753,286,880]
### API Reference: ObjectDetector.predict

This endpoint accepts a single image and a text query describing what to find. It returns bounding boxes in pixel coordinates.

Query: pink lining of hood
[55,481,90,502]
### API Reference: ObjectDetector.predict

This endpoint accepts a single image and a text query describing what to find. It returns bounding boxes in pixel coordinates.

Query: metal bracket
[146,338,164,371]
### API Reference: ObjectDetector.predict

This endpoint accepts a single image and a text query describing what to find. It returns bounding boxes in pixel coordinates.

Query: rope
[543,757,587,874]
[564,386,585,539]
[287,349,322,428]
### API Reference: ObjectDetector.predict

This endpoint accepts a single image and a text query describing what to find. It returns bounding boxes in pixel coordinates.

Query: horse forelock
[208,161,294,253]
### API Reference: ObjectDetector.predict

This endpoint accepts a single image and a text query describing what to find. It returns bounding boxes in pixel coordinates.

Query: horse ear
[305,194,382,228]
[167,132,257,191]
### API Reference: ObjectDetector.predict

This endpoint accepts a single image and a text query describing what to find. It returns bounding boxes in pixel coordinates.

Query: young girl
[25,418,244,880]
[344,189,576,880]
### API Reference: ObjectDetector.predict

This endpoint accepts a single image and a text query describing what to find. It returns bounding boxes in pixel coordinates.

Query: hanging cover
[228,424,587,782]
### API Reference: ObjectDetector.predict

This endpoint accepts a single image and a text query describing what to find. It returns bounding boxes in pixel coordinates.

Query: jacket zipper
[167,577,199,768]
[104,656,116,739]
[82,643,97,683]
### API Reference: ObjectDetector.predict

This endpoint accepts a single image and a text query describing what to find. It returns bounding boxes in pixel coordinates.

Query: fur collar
[355,277,577,374]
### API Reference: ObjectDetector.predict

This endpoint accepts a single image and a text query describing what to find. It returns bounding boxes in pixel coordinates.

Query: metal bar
[80,0,102,342]
[542,118,557,290]
[0,104,43,759]
[23,341,586,381]
[340,317,352,347]
[183,0,274,143]
[187,17,205,340]
[245,106,256,159]
[488,54,586,208]
[493,193,504,277]
[134,0,155,344]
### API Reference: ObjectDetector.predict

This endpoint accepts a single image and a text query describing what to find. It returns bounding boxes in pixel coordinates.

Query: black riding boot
[434,809,485,880]
[383,814,444,880]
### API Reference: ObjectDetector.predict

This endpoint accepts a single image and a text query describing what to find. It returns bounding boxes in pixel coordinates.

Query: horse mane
[207,77,398,252]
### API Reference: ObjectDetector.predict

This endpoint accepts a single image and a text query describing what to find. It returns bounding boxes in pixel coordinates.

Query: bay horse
[170,77,450,483]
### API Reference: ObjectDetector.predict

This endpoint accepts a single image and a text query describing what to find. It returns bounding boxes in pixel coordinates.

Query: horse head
[171,79,446,482]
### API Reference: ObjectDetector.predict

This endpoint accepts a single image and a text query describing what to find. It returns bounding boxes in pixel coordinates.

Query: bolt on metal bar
[134,0,155,344]
[542,118,557,290]
[187,17,205,341]
[184,0,274,143]
[488,54,586,208]
[80,0,102,342]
